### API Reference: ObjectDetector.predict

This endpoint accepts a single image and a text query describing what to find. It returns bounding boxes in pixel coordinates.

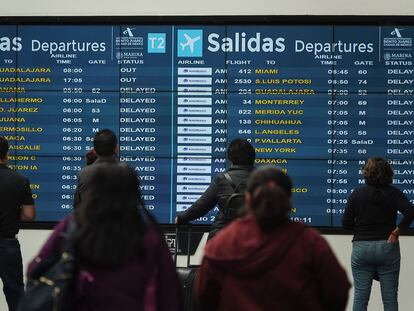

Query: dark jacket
[197,215,351,311]
[28,216,183,311]
[73,155,119,208]
[342,184,414,241]
[0,164,34,237]
[176,165,254,238]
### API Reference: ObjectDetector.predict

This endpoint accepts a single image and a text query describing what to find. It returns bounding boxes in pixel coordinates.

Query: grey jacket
[176,165,254,239]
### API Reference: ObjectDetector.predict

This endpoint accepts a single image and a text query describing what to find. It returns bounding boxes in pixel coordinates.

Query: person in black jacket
[175,139,255,240]
[0,137,36,311]
[342,157,414,311]
[74,129,119,209]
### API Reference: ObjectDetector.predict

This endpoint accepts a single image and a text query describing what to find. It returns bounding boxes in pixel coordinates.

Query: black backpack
[222,172,247,222]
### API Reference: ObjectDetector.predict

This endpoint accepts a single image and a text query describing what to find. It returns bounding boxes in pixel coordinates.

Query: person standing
[28,163,183,310]
[197,166,350,310]
[74,129,118,208]
[175,138,255,240]
[0,137,36,311]
[342,157,414,311]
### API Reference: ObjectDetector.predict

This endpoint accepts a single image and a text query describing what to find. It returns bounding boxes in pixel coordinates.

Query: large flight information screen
[1,24,413,227]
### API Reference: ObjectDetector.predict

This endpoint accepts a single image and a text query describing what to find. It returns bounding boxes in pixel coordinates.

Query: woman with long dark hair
[342,157,414,311]
[27,163,183,310]
[197,166,350,311]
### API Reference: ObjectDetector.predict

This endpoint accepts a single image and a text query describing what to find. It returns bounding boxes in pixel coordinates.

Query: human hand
[174,216,179,225]
[387,233,399,244]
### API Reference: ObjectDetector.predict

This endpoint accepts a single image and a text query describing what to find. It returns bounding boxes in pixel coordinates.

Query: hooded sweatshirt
[197,214,350,311]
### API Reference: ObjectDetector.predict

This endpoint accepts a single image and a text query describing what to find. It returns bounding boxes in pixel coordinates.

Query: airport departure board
[1,24,414,226]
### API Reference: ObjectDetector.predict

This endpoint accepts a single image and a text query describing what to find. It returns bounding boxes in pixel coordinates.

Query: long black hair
[72,163,148,266]
[247,166,293,232]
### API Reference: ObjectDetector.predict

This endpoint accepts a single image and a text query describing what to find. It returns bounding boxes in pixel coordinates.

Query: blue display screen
[1,24,413,226]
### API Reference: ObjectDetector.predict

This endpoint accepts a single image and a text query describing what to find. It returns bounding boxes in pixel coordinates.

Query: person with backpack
[175,138,255,240]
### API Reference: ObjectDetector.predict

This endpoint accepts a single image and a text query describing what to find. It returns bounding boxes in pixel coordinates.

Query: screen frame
[0,15,414,25]
[4,15,414,234]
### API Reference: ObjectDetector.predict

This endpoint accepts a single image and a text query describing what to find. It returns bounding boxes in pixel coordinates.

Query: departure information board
[1,24,413,226]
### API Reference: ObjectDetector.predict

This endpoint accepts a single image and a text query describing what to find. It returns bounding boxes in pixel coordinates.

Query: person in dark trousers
[74,129,119,208]
[175,138,255,240]
[0,137,36,311]
[28,163,183,310]
[342,157,414,311]
[197,166,350,311]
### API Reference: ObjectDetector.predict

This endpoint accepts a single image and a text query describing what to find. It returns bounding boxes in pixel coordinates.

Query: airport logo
[177,29,203,57]
[383,27,412,49]
[391,28,403,38]
[116,26,144,53]
[123,27,136,37]
[383,51,412,61]
[148,33,166,53]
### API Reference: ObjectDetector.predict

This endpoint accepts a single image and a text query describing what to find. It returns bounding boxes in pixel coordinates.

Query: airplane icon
[180,33,201,53]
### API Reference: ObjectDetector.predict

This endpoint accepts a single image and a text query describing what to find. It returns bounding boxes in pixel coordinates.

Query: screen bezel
[4,15,414,234]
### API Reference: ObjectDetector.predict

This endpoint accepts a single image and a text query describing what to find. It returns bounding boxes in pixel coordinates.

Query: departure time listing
[0,25,413,226]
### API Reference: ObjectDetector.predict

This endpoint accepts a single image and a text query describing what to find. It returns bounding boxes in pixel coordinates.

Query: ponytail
[251,184,291,232]
[247,166,293,232]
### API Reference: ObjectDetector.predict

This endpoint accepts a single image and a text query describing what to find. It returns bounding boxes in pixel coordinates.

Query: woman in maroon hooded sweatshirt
[197,166,351,311]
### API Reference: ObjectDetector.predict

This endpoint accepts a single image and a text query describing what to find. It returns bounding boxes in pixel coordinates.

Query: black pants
[0,239,24,311]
